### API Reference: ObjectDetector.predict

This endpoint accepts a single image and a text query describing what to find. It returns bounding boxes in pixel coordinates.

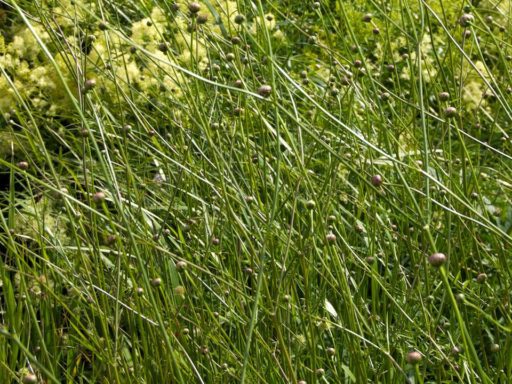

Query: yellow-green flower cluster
[13,195,70,245]
[2,1,284,116]
[460,60,490,111]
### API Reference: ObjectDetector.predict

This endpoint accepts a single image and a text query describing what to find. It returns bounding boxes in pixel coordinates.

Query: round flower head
[459,13,474,27]
[234,14,245,24]
[371,174,383,187]
[84,79,96,91]
[93,191,106,203]
[188,2,200,14]
[257,85,272,97]
[17,161,29,170]
[406,350,422,364]
[428,252,447,267]
[444,106,457,118]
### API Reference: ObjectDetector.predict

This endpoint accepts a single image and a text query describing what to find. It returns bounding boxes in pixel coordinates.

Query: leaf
[325,298,338,319]
[341,364,356,382]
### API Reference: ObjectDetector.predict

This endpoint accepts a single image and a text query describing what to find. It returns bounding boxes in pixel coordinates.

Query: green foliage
[0,0,511,383]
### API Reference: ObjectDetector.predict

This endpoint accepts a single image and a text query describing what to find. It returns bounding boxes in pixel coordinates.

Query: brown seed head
[326,233,336,243]
[22,374,38,384]
[371,174,383,187]
[176,261,187,271]
[188,2,201,13]
[17,161,29,170]
[257,84,272,97]
[459,13,474,27]
[234,14,245,24]
[92,191,106,203]
[197,14,208,24]
[428,252,447,267]
[476,272,487,284]
[439,91,450,101]
[406,350,422,364]
[444,106,457,118]
[84,78,97,91]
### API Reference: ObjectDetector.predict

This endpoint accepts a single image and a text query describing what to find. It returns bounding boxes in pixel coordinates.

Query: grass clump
[1,0,512,383]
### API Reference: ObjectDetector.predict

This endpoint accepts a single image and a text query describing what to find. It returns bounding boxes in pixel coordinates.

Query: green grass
[1,0,511,382]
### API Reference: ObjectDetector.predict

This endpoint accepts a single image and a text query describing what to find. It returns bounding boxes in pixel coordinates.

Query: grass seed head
[406,350,422,364]
[84,79,97,91]
[197,14,208,24]
[428,252,447,267]
[151,277,162,287]
[158,42,168,52]
[176,261,187,271]
[17,161,29,170]
[476,272,487,283]
[439,91,450,101]
[22,374,38,384]
[92,191,106,203]
[326,233,336,243]
[371,174,383,187]
[459,13,474,27]
[234,14,245,24]
[444,106,457,118]
[257,84,272,97]
[188,2,201,14]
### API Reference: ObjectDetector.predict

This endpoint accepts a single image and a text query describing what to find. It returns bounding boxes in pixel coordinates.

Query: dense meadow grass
[1,0,512,382]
